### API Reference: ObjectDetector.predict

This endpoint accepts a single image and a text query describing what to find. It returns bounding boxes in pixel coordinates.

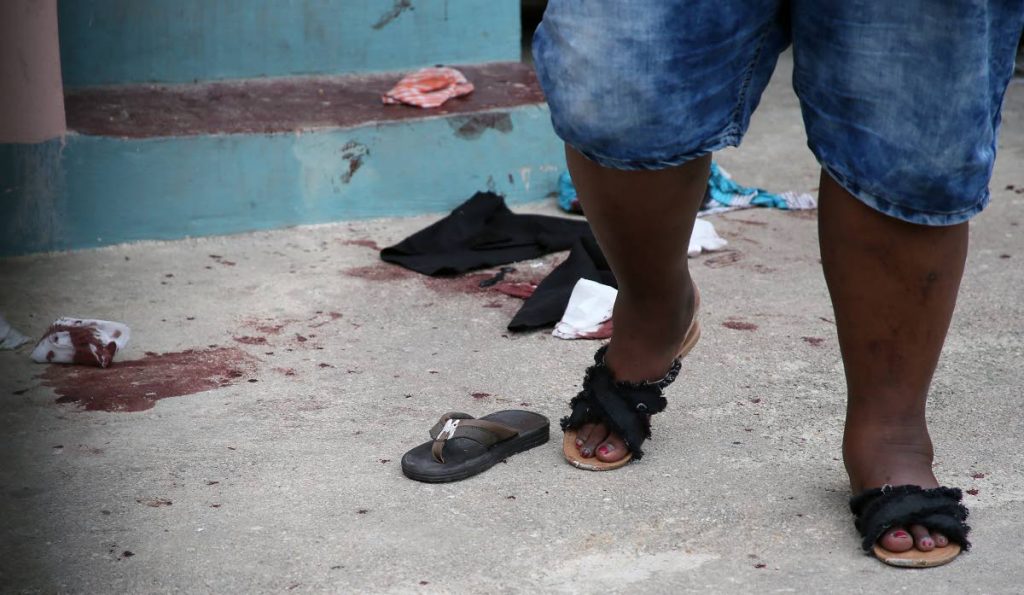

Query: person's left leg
[794,0,1024,556]
[818,172,966,553]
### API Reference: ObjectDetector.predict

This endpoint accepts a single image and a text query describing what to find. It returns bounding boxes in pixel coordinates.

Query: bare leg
[818,171,967,552]
[565,147,708,462]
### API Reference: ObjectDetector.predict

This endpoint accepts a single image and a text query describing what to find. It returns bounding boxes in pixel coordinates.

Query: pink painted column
[0,0,65,143]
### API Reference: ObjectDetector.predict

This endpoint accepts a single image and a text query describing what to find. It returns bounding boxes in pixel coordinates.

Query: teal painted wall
[0,107,566,255]
[59,0,522,86]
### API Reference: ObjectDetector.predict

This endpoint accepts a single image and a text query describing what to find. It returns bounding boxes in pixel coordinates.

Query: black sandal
[850,484,971,567]
[559,346,690,471]
[401,410,549,483]
[561,285,701,471]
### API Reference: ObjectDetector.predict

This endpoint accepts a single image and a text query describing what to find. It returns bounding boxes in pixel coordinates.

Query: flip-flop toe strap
[428,413,519,464]
[850,485,971,552]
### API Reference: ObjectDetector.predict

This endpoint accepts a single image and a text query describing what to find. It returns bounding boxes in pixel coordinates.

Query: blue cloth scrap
[557,162,814,214]
[707,162,786,209]
[558,170,581,213]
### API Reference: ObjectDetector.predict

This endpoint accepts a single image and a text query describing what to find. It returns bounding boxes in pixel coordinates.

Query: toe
[580,424,609,458]
[878,527,914,553]
[595,433,629,463]
[576,423,597,451]
[909,524,935,552]
[932,531,949,548]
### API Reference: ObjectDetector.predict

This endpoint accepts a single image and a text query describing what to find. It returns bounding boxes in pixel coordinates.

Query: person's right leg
[566,149,707,462]
[533,0,789,463]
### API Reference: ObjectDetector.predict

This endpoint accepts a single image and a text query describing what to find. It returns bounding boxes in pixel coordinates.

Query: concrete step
[1,62,565,255]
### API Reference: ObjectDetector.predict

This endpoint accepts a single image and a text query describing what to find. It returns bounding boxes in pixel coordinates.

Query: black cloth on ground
[507,236,617,331]
[380,192,594,276]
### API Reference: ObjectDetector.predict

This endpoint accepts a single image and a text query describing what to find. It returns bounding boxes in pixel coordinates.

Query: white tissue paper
[688,218,728,257]
[0,315,30,350]
[553,279,618,340]
[30,317,131,368]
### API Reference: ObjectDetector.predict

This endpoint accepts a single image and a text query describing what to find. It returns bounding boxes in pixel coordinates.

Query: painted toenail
[598,445,613,455]
[575,439,583,447]
[922,540,933,547]
[581,448,592,457]
[893,531,909,538]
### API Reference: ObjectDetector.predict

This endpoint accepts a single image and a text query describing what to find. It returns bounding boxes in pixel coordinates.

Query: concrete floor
[2,55,1023,594]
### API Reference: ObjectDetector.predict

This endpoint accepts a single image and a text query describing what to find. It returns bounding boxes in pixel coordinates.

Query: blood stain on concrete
[233,335,268,345]
[371,0,413,30]
[343,264,412,281]
[578,319,614,340]
[209,254,237,266]
[448,113,514,140]
[421,273,494,296]
[341,239,380,250]
[802,336,825,347]
[493,281,537,299]
[704,251,744,269]
[345,266,544,304]
[255,322,287,334]
[308,311,343,328]
[339,141,370,184]
[728,218,768,227]
[40,347,257,412]
[471,392,491,400]
[722,320,758,331]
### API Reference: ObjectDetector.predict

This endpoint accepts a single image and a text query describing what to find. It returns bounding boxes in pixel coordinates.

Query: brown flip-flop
[402,410,549,483]
[561,284,701,471]
[850,485,970,568]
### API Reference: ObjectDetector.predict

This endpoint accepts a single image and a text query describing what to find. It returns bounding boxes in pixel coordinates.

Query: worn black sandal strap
[849,485,971,552]
[559,345,682,460]
[428,412,519,464]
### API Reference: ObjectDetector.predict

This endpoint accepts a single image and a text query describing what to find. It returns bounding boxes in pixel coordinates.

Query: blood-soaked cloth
[380,192,594,276]
[381,67,474,109]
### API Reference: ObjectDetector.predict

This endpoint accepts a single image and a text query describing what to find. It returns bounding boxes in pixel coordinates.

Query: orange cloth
[382,67,474,109]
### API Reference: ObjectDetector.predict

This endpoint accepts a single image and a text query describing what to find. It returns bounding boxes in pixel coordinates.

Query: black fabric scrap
[380,192,593,276]
[508,235,616,331]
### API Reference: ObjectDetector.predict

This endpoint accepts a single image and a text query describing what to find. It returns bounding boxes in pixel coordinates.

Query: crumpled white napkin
[0,314,30,350]
[553,279,617,340]
[688,218,728,257]
[31,317,131,368]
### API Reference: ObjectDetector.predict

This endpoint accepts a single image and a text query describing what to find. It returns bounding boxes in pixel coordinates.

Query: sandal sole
[872,543,962,568]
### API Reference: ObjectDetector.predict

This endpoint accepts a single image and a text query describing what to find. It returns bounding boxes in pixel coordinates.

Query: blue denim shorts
[533,1,1024,225]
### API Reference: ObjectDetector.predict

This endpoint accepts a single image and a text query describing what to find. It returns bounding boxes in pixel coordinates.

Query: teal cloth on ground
[706,161,788,209]
[557,161,814,214]
[558,171,579,213]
